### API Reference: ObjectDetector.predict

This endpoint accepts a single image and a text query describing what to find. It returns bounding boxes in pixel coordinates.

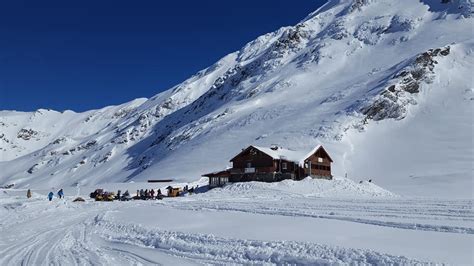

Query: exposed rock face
[27,164,39,174]
[17,129,39,141]
[361,46,451,121]
[0,0,471,191]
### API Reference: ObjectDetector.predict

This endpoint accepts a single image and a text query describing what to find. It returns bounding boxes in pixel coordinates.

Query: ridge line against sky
[0,0,326,112]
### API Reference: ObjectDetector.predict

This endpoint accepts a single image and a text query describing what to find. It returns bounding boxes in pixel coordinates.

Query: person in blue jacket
[48,192,54,201]
[57,189,64,199]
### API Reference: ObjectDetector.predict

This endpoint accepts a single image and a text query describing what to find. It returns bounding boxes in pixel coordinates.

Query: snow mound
[209,177,397,198]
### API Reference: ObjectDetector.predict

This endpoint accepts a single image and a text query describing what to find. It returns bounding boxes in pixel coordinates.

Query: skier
[48,191,54,201]
[27,189,32,198]
[116,190,122,200]
[57,189,64,199]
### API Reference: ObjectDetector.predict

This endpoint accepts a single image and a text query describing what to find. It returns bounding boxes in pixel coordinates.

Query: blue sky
[0,0,326,112]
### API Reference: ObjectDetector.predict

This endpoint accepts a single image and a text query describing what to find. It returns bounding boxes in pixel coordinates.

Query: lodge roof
[230,144,332,166]
[202,170,231,178]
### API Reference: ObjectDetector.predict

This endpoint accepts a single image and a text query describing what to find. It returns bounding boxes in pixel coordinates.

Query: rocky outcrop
[17,129,39,141]
[361,46,450,121]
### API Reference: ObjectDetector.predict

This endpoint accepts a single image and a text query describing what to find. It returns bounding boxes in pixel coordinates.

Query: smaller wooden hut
[166,186,181,197]
[202,170,231,188]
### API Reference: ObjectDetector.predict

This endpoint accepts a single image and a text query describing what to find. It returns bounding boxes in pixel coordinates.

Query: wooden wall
[304,148,332,177]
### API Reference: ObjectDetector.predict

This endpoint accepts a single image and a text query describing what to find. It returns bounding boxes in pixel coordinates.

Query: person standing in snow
[27,189,32,198]
[48,192,54,201]
[57,189,64,199]
[150,189,155,199]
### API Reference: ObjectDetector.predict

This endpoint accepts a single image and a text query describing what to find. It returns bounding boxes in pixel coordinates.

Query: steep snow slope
[0,0,473,197]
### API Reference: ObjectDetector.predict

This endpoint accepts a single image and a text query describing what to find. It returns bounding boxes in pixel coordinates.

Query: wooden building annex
[203,144,333,188]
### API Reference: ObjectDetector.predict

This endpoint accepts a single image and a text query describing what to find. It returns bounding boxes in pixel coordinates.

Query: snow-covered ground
[1,0,473,264]
[1,178,472,265]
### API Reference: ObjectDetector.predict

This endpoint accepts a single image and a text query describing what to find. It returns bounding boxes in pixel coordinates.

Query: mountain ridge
[1,0,472,198]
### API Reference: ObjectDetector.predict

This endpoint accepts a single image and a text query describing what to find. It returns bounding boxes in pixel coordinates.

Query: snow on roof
[252,145,322,166]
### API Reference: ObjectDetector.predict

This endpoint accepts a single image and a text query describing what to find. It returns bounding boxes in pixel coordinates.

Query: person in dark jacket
[57,189,64,199]
[27,189,32,198]
[150,189,155,199]
[48,192,54,201]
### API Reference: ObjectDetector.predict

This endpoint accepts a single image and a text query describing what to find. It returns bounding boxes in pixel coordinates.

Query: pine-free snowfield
[0,179,472,265]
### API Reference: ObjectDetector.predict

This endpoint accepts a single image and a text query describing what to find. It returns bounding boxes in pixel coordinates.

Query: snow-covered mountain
[1,0,473,197]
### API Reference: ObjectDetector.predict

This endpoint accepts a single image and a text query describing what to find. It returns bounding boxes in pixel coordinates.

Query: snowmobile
[96,192,115,201]
[120,191,132,201]
[90,189,104,199]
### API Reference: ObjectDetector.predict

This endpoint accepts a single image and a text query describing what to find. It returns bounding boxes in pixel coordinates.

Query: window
[318,157,323,163]
[246,162,252,168]
[282,162,287,170]
[221,177,229,185]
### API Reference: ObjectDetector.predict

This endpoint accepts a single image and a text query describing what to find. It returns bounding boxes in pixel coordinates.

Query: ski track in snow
[0,200,426,265]
[168,197,474,234]
[1,190,472,265]
[95,219,426,265]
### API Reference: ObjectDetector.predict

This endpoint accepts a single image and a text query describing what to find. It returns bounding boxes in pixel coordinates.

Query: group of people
[127,185,199,200]
[29,185,200,202]
[134,188,163,200]
[25,188,64,201]
[115,190,131,201]
[46,189,64,201]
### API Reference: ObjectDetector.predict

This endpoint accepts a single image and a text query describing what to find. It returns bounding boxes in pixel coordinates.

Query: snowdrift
[205,177,397,199]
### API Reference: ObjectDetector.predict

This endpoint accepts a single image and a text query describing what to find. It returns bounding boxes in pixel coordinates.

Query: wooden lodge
[203,145,333,188]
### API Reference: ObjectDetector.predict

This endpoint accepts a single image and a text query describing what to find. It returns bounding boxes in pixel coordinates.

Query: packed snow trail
[171,196,474,234]
[0,195,429,265]
[0,194,191,265]
[1,187,473,265]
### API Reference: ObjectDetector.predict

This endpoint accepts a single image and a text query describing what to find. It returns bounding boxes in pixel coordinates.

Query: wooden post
[309,161,312,176]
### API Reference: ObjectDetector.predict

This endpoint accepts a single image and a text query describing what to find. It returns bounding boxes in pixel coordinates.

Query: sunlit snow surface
[0,0,473,264]
[1,179,472,265]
